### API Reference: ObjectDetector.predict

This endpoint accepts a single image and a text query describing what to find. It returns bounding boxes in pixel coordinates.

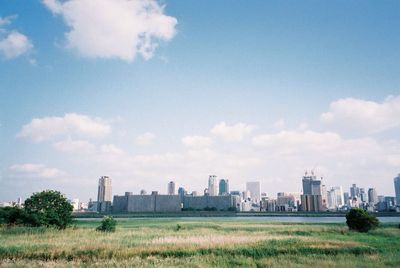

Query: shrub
[96,216,116,232]
[0,206,27,226]
[176,224,182,231]
[346,208,379,233]
[24,190,73,229]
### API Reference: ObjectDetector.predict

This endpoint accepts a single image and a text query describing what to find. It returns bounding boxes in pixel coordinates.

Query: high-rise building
[219,179,229,195]
[246,181,261,203]
[168,181,176,195]
[368,188,378,205]
[97,176,112,202]
[394,174,400,206]
[178,187,186,201]
[350,184,360,198]
[208,175,218,196]
[327,186,344,209]
[359,188,367,203]
[301,172,323,212]
[343,192,350,205]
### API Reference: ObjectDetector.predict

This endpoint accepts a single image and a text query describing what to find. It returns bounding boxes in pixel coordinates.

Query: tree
[96,216,117,232]
[24,190,73,229]
[346,208,379,233]
[0,206,27,226]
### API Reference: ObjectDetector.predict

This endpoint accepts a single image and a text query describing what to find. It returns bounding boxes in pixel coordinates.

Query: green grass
[0,218,399,267]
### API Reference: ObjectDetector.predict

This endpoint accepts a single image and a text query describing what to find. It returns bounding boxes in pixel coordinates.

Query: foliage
[96,216,116,232]
[346,208,380,232]
[0,206,27,226]
[23,190,73,229]
[176,224,182,231]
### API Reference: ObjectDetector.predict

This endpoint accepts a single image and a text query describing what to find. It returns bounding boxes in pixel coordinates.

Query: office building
[168,181,175,195]
[219,179,229,195]
[350,184,360,198]
[368,188,378,205]
[327,186,344,209]
[394,174,400,206]
[359,188,367,203]
[301,172,323,212]
[246,181,261,203]
[208,175,218,196]
[97,176,112,202]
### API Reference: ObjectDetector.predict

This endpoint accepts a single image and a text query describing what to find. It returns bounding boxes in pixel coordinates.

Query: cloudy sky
[1,0,399,201]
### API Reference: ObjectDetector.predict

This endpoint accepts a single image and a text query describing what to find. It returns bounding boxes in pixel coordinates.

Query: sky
[0,0,399,202]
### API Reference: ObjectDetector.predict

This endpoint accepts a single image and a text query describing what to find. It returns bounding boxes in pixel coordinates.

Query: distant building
[359,188,367,203]
[300,172,323,212]
[246,181,261,203]
[394,174,400,206]
[327,186,344,209]
[183,195,238,211]
[343,192,350,205]
[97,176,112,212]
[350,184,360,198]
[368,188,378,205]
[140,189,147,195]
[208,175,218,196]
[113,193,181,213]
[168,181,176,195]
[98,176,112,202]
[219,179,229,195]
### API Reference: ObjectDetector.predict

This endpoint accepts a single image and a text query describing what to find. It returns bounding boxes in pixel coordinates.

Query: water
[76,216,400,223]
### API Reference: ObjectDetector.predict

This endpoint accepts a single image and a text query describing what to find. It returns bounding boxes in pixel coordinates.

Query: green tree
[96,216,117,232]
[24,190,73,229]
[0,206,27,225]
[346,208,379,233]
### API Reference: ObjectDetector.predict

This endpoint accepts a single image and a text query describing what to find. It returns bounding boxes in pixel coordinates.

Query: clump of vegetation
[0,190,73,229]
[96,216,117,232]
[346,208,379,232]
[176,224,182,231]
[24,190,73,229]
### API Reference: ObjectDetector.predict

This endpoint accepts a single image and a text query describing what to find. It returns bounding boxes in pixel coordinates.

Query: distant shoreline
[72,211,400,218]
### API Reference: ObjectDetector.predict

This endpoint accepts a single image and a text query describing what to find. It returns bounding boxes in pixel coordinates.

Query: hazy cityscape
[3,172,399,214]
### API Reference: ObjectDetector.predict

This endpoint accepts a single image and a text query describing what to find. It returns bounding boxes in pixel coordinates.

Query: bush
[96,216,116,232]
[24,190,73,229]
[346,208,379,233]
[0,206,27,226]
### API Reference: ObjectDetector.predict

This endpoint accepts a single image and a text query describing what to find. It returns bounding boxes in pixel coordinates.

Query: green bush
[24,190,73,229]
[0,206,27,226]
[96,216,117,232]
[346,208,379,233]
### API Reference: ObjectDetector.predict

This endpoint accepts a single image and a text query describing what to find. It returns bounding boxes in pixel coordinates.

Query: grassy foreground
[0,218,399,267]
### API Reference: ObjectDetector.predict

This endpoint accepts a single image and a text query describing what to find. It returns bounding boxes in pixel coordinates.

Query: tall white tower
[208,175,218,196]
[246,181,261,203]
[168,181,176,195]
[97,176,112,202]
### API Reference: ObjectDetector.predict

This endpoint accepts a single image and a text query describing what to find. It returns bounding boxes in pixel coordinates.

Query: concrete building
[113,192,181,213]
[368,188,378,205]
[178,187,186,202]
[359,188,367,203]
[327,186,344,209]
[301,172,323,212]
[219,179,229,195]
[208,175,218,196]
[182,195,238,211]
[168,181,175,195]
[246,181,261,203]
[394,174,400,206]
[350,184,360,198]
[97,176,112,212]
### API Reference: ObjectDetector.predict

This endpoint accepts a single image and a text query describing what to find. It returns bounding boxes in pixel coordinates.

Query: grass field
[0,218,399,267]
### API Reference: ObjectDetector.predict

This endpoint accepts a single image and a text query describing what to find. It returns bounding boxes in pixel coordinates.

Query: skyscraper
[368,188,378,205]
[97,176,112,202]
[301,172,323,212]
[394,174,400,206]
[208,175,218,196]
[350,184,360,198]
[219,179,229,195]
[168,181,176,195]
[246,181,261,203]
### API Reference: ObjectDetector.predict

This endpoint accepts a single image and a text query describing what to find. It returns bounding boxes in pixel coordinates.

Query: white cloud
[17,113,111,142]
[53,139,96,154]
[320,95,400,134]
[9,163,64,178]
[182,135,212,148]
[42,0,177,62]
[0,16,33,59]
[135,132,156,146]
[211,122,256,142]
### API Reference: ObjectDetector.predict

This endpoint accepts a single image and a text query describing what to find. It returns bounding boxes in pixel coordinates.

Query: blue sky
[1,0,399,202]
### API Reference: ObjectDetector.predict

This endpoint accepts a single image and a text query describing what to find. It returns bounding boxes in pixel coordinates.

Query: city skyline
[1,0,400,201]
